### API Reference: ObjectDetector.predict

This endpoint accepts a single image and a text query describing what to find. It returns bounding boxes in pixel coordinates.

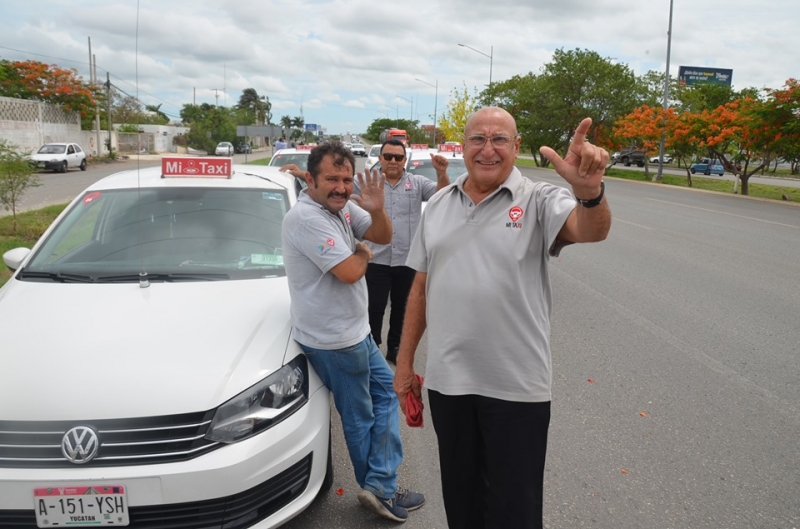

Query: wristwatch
[575,181,605,208]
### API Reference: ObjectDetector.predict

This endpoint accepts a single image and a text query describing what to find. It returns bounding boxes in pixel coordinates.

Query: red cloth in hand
[405,374,425,427]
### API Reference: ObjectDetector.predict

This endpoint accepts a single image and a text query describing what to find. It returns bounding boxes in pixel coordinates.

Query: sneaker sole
[357,490,407,522]
[402,498,425,512]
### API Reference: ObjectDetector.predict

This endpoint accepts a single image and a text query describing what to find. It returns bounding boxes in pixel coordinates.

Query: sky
[1,0,798,137]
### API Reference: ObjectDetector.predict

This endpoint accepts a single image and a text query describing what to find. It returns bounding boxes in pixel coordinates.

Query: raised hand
[539,118,608,197]
[350,166,386,213]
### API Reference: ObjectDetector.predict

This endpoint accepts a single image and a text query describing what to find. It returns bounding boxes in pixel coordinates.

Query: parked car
[28,143,87,173]
[610,148,646,167]
[406,144,466,184]
[649,154,673,164]
[0,161,332,528]
[235,142,252,154]
[690,158,725,176]
[215,141,235,156]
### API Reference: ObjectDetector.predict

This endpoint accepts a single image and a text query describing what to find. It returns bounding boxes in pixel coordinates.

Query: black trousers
[365,263,416,352]
[428,390,551,529]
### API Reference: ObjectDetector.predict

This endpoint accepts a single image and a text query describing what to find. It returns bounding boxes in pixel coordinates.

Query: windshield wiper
[95,272,230,283]
[16,270,95,283]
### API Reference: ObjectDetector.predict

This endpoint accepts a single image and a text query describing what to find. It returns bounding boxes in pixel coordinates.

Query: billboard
[304,123,319,132]
[678,66,733,87]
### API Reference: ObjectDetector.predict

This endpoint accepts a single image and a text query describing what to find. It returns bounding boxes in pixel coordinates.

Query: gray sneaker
[357,489,408,522]
[395,486,425,511]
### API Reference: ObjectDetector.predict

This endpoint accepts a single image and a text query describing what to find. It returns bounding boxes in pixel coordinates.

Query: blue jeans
[298,335,402,500]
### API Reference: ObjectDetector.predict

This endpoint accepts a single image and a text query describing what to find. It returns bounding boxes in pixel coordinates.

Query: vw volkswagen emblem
[61,426,99,464]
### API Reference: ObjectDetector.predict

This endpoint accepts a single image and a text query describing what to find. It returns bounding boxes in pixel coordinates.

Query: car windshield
[352,144,364,149]
[269,153,309,170]
[368,146,380,157]
[38,144,66,154]
[408,157,466,183]
[21,187,290,281]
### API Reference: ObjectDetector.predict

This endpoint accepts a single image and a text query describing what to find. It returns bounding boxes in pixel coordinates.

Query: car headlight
[206,355,309,443]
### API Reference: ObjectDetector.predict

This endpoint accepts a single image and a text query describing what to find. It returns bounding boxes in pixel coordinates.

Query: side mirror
[3,247,32,272]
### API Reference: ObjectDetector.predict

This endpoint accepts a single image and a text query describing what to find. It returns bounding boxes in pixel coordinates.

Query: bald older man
[394,107,611,529]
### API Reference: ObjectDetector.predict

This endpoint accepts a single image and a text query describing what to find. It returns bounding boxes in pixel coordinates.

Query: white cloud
[1,0,797,134]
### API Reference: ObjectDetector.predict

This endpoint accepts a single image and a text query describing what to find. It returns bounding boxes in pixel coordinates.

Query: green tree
[237,88,271,124]
[0,140,41,233]
[438,83,478,142]
[181,104,237,153]
[279,115,293,138]
[144,103,169,124]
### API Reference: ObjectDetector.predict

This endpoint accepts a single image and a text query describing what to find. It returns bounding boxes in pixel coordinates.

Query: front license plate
[34,485,129,527]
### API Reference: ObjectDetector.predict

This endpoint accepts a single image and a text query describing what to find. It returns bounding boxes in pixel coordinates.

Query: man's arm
[540,117,611,244]
[430,154,451,191]
[328,241,373,284]
[394,272,427,415]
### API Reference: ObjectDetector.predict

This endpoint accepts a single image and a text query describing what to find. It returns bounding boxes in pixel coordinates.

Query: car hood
[0,278,297,421]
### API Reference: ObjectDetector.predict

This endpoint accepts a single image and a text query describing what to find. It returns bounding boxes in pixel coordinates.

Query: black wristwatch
[575,181,605,208]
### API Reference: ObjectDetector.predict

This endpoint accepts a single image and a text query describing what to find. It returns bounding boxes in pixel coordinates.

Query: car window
[67,146,75,154]
[408,157,466,183]
[23,187,290,280]
[368,145,380,157]
[269,153,310,170]
[74,145,83,153]
[39,145,66,154]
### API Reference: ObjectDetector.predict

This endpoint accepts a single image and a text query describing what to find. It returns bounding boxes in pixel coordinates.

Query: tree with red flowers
[0,59,100,127]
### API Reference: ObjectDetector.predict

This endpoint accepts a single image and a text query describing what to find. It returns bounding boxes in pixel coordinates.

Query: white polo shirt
[406,168,576,402]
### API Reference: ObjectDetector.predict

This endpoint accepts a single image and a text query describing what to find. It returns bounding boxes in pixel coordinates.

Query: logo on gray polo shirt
[506,206,524,229]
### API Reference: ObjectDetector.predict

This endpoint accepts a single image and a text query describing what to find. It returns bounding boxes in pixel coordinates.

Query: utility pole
[88,37,102,157]
[211,89,222,107]
[655,0,675,182]
[106,72,112,155]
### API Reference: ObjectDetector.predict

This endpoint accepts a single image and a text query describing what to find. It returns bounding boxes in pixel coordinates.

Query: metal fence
[117,132,156,154]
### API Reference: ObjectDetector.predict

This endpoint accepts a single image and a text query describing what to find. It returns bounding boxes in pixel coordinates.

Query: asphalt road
[285,165,800,528]
[14,151,800,528]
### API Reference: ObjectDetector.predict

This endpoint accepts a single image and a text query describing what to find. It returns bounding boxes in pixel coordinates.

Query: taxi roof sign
[411,144,430,150]
[438,144,463,153]
[162,157,232,178]
[296,144,315,150]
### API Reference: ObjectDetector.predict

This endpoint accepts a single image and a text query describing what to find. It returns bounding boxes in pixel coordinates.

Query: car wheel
[690,169,696,174]
[637,161,644,167]
[623,158,631,166]
[704,171,710,176]
[60,161,68,173]
[320,424,334,492]
[80,159,87,171]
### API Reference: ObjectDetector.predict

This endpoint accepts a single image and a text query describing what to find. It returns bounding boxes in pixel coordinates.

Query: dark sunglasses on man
[382,153,405,162]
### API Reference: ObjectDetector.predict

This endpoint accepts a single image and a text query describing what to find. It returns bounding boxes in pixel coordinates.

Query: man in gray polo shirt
[282,141,424,522]
[394,108,611,529]
[359,139,451,364]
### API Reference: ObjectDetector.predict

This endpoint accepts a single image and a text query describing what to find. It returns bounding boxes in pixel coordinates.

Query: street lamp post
[655,0,675,182]
[458,43,493,100]
[415,78,438,144]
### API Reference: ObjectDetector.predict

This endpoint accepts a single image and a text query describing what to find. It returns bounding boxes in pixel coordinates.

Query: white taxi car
[0,158,332,529]
[406,143,466,183]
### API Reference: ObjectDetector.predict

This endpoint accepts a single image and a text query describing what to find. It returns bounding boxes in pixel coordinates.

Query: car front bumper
[0,388,330,529]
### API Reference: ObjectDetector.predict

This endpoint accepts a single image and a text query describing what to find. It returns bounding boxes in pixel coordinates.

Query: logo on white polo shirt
[405,181,413,191]
[317,238,336,255]
[506,206,524,229]
[326,238,335,247]
[344,212,351,225]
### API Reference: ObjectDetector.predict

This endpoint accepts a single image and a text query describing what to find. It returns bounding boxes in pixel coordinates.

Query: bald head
[464,107,518,137]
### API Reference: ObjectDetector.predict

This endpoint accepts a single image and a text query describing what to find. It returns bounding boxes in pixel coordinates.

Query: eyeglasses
[465,135,517,150]
[382,153,406,162]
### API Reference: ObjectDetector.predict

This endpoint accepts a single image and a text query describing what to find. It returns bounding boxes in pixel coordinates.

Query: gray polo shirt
[406,168,576,402]
[356,171,437,266]
[282,191,373,350]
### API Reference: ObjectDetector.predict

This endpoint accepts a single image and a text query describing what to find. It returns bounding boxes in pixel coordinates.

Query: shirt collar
[453,167,523,200]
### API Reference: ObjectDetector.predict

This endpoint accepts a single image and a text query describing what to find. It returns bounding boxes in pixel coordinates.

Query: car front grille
[0,453,312,528]
[0,411,220,468]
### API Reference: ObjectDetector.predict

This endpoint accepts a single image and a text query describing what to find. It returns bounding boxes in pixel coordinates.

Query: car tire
[637,161,644,167]
[690,168,696,174]
[623,158,631,166]
[60,161,68,173]
[80,159,87,171]
[320,424,334,492]
[704,171,710,176]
